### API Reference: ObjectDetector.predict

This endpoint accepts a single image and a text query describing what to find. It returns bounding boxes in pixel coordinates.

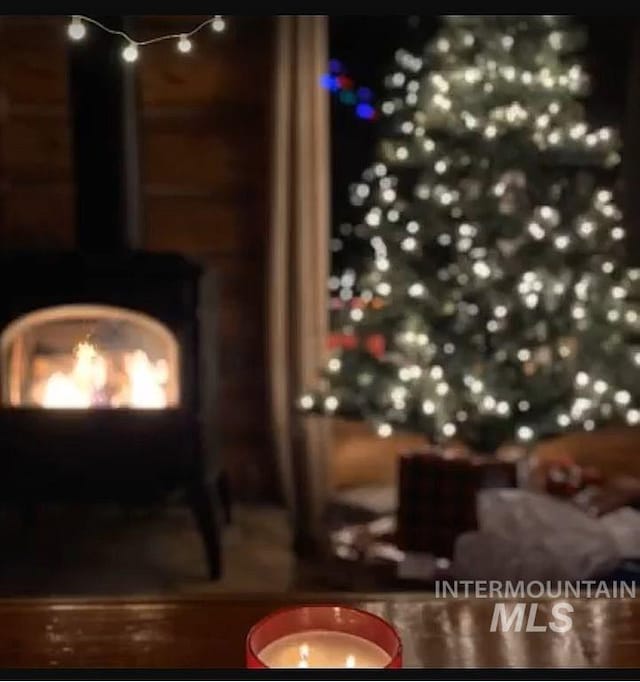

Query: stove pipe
[69,16,142,252]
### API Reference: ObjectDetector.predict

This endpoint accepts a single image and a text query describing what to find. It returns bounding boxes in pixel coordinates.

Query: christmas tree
[301,15,640,452]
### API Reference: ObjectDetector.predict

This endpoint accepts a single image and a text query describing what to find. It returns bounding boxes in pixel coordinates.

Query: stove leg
[189,481,222,580]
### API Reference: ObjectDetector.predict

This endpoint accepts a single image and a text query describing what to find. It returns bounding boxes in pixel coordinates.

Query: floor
[0,503,296,597]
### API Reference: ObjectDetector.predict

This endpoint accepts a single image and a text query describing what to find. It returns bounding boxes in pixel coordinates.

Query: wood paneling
[0,16,74,248]
[139,16,276,501]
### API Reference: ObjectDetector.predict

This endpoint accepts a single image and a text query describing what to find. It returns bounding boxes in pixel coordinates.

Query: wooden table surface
[1,593,640,669]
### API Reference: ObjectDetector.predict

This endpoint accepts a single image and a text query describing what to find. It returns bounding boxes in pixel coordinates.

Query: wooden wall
[138,16,277,501]
[0,17,74,248]
[0,16,278,501]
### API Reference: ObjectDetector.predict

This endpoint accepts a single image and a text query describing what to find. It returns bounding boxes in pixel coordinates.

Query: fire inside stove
[0,305,180,409]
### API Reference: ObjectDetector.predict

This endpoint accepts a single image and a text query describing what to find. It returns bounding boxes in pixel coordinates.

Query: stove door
[0,304,180,408]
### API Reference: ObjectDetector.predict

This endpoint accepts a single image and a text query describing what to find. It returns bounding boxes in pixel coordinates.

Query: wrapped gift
[396,448,518,559]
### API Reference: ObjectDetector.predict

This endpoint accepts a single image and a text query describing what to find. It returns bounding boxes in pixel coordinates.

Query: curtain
[268,15,331,553]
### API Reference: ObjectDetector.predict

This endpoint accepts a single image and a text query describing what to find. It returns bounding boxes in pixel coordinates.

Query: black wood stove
[0,19,221,578]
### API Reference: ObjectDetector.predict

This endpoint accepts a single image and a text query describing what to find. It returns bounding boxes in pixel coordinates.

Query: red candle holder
[246,605,402,668]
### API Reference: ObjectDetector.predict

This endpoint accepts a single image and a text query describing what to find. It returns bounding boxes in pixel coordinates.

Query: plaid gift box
[396,448,518,559]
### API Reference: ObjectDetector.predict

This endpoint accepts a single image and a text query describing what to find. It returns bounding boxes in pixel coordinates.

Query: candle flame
[346,654,356,668]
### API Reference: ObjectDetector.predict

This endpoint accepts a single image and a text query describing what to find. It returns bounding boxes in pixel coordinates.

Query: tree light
[528,222,545,240]
[482,395,497,410]
[608,309,621,322]
[576,371,590,387]
[494,305,508,318]
[442,422,457,437]
[517,426,534,441]
[615,390,631,406]
[594,380,608,394]
[299,394,314,410]
[408,282,426,298]
[430,365,444,380]
[422,399,435,415]
[324,395,339,412]
[377,423,393,438]
[627,409,640,425]
[436,382,449,396]
[473,261,491,279]
[497,401,510,416]
[327,358,341,373]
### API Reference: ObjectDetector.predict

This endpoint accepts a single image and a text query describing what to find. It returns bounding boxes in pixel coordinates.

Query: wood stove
[0,18,221,578]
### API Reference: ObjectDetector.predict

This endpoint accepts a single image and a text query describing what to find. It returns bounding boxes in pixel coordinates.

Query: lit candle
[258,629,391,668]
[246,605,402,669]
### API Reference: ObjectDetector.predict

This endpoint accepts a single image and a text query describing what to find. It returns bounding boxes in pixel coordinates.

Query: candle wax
[258,629,391,668]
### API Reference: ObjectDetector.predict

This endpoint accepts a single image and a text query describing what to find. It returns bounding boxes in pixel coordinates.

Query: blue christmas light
[329,58,343,74]
[356,103,376,120]
[320,73,339,92]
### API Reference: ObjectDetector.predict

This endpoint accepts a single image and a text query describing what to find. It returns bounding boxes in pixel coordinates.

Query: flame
[40,341,168,409]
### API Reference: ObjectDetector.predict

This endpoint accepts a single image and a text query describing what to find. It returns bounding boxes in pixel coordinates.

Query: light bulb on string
[211,15,226,32]
[177,34,193,53]
[122,42,139,63]
[67,16,86,41]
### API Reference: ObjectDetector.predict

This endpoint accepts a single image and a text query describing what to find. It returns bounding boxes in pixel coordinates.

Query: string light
[496,401,510,416]
[122,43,139,63]
[627,409,640,425]
[211,15,226,32]
[408,282,426,297]
[442,422,456,437]
[422,399,436,415]
[615,390,631,406]
[66,15,226,63]
[177,34,193,53]
[517,426,534,441]
[67,16,87,41]
[377,423,393,438]
[327,358,342,373]
[299,394,314,410]
[324,395,339,412]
